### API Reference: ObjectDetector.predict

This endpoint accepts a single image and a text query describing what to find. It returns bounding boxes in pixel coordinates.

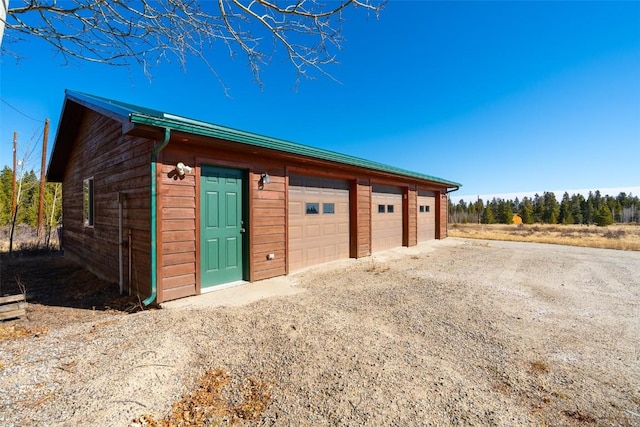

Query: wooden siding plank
[160,196,196,208]
[163,219,195,231]
[162,273,196,289]
[163,262,196,278]
[163,252,195,266]
[162,240,196,254]
[161,284,197,302]
[251,233,285,245]
[162,207,196,220]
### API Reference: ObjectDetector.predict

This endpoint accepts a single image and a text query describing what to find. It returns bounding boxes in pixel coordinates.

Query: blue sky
[1,1,639,202]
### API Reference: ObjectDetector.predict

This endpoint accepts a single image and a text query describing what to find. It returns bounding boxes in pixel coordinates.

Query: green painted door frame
[200,165,247,288]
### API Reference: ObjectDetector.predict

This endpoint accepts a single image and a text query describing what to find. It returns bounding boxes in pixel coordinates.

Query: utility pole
[12,131,17,218]
[37,118,49,241]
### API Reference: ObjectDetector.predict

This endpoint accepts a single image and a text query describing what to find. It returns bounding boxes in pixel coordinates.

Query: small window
[425,205,430,213]
[387,205,394,213]
[419,206,425,213]
[83,177,95,227]
[323,203,335,214]
[306,203,319,214]
[378,204,386,213]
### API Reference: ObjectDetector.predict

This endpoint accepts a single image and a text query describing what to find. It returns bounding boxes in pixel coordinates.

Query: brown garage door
[371,185,403,252]
[417,190,436,242]
[288,175,350,271]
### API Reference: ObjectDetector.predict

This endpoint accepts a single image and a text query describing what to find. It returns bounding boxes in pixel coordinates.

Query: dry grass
[528,360,551,375]
[449,223,640,251]
[132,368,272,427]
[0,325,48,342]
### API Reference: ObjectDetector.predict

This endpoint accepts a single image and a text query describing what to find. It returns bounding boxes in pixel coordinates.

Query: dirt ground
[1,238,639,426]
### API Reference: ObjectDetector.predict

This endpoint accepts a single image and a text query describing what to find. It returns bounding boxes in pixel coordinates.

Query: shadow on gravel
[1,252,143,320]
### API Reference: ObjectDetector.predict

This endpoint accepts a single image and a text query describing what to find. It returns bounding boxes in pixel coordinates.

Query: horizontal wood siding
[437,192,447,239]
[58,108,454,305]
[353,180,371,258]
[408,187,418,246]
[157,154,197,303]
[61,110,152,300]
[157,146,287,299]
[250,170,286,281]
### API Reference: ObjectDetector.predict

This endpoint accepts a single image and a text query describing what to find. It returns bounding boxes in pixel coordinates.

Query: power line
[1,97,45,123]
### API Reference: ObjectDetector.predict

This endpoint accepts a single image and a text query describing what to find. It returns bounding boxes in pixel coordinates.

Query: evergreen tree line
[449,190,640,227]
[0,166,62,228]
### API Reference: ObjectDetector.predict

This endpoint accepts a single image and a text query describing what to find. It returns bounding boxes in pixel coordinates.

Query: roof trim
[62,90,462,188]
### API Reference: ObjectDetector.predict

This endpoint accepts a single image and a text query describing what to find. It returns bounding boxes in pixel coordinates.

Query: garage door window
[378,204,386,213]
[387,205,395,213]
[323,203,335,214]
[306,203,320,214]
[420,205,430,213]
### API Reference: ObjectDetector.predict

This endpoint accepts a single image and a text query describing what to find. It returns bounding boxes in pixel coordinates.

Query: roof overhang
[46,92,135,182]
[47,90,462,190]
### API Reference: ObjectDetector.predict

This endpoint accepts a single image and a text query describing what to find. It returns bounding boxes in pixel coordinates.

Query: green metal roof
[64,90,462,188]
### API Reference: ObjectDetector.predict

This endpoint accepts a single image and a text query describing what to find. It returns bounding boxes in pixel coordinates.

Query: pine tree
[583,192,595,224]
[594,204,614,226]
[570,194,584,224]
[559,192,574,224]
[533,194,544,223]
[17,170,39,226]
[481,205,495,224]
[520,197,534,224]
[0,166,13,225]
[497,199,514,224]
[542,192,560,224]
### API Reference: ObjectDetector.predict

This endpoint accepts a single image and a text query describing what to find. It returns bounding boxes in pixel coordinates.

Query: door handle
[240,228,246,233]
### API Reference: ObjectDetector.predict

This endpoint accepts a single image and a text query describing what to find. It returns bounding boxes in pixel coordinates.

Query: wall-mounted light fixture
[176,162,193,177]
[258,172,271,190]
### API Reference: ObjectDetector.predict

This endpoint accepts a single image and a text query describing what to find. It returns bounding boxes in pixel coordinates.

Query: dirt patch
[0,254,144,331]
[1,239,639,426]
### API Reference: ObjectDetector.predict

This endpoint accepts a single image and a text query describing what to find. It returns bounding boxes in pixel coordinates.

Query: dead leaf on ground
[0,325,48,342]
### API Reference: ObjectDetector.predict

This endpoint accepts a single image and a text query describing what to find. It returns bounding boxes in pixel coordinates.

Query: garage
[371,185,403,252]
[288,175,350,271]
[417,190,436,242]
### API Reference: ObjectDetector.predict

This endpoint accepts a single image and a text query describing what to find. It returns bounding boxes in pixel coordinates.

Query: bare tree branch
[2,0,385,88]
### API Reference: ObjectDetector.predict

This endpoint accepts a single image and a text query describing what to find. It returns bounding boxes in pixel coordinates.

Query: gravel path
[1,238,639,426]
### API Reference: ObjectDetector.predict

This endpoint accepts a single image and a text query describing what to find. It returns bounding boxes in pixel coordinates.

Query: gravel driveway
[1,238,639,426]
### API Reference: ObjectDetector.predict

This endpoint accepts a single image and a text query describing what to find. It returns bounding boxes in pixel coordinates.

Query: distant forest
[449,190,639,226]
[2,162,638,229]
[0,166,62,228]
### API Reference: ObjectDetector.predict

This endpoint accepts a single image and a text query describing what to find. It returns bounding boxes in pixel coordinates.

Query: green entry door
[200,166,245,288]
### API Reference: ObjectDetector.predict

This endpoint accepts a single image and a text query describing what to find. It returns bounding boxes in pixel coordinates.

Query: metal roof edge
[65,90,135,120]
[130,113,462,188]
[60,90,461,188]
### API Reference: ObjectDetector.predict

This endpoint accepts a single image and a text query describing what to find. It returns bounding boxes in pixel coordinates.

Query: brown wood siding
[61,110,152,299]
[407,187,418,246]
[58,108,455,305]
[157,160,197,303]
[437,192,448,239]
[158,147,287,297]
[250,170,286,281]
[352,180,371,258]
